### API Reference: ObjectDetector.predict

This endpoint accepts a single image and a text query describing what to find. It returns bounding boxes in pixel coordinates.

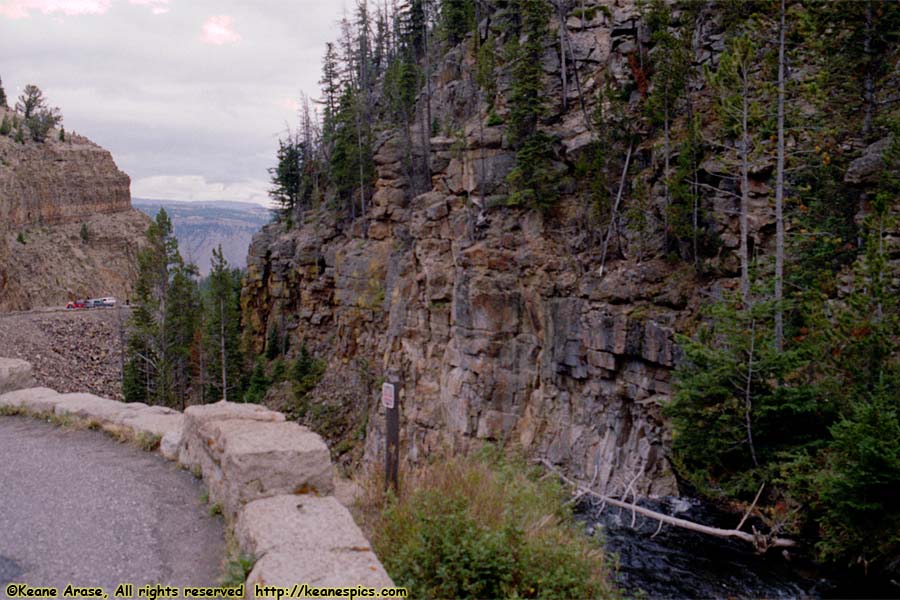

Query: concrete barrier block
[0,387,60,411]
[202,420,334,518]
[179,401,285,470]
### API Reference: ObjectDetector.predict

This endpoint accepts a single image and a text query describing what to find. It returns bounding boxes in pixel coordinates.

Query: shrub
[359,449,619,599]
[16,231,26,244]
[0,114,10,136]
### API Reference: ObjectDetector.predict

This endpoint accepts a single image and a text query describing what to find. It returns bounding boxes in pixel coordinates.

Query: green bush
[361,451,618,599]
[16,231,26,244]
[0,114,10,136]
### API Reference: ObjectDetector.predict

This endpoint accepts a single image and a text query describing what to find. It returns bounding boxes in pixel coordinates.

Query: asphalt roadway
[0,416,224,595]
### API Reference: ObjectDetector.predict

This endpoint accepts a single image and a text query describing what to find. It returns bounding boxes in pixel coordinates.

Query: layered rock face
[0,110,131,227]
[0,109,149,311]
[241,1,787,496]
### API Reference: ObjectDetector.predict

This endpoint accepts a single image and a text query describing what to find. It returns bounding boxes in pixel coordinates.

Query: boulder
[0,358,35,395]
[845,137,892,185]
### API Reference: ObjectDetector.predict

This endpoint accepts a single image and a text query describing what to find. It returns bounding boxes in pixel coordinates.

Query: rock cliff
[241,0,893,496]
[0,108,149,311]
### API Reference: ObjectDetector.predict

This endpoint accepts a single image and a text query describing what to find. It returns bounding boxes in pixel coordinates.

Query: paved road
[0,417,224,593]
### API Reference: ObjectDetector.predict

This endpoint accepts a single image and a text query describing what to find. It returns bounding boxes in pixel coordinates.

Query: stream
[576,496,898,599]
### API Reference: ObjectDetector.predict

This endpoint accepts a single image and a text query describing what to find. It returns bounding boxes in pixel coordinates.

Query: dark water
[576,496,899,599]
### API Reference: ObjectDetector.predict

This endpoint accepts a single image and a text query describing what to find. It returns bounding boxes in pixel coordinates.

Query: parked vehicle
[66,297,116,309]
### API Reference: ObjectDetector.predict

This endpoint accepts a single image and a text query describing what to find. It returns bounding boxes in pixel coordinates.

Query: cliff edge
[0,107,149,311]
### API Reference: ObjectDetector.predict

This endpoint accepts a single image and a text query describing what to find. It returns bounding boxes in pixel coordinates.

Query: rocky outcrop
[0,109,149,311]
[242,0,890,497]
[240,0,717,497]
[0,109,131,228]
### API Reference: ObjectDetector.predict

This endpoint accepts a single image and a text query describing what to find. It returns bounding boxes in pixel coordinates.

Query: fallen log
[538,459,797,554]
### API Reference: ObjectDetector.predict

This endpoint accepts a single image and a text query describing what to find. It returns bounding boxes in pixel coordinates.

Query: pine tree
[16,84,45,119]
[204,246,244,403]
[0,114,10,136]
[644,0,690,252]
[0,74,7,108]
[123,209,196,407]
[708,34,760,307]
[441,0,474,46]
[666,297,823,499]
[506,0,557,210]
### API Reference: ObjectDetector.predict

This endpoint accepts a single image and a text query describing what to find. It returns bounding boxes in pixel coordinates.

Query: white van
[94,297,117,308]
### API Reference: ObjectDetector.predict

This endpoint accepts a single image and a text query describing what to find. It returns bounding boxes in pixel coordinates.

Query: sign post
[382,382,399,493]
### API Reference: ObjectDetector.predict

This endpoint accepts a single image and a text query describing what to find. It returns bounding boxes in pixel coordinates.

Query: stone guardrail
[0,358,394,598]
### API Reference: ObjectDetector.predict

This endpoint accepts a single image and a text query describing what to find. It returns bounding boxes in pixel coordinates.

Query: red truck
[66,299,87,310]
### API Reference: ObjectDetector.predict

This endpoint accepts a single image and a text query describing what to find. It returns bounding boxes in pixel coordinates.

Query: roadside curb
[0,358,394,598]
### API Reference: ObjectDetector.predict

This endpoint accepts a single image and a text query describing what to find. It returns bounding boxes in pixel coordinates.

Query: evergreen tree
[506,0,557,210]
[667,297,824,499]
[644,0,690,252]
[0,74,7,108]
[441,0,474,46]
[123,209,198,408]
[0,114,10,136]
[204,246,244,403]
[15,84,44,119]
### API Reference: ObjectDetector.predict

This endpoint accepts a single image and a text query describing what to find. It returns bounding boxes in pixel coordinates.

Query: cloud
[200,14,240,45]
[0,0,113,19]
[128,0,169,15]
[0,0,168,18]
[131,175,270,206]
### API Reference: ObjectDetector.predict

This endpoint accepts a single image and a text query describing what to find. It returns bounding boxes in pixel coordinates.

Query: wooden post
[382,382,399,493]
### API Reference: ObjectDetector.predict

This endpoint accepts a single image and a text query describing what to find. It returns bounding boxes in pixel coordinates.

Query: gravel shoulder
[0,416,224,591]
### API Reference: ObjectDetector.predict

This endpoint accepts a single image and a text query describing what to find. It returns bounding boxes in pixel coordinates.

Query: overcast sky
[1,0,349,205]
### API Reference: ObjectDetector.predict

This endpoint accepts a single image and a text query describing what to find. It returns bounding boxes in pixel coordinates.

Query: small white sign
[381,382,395,410]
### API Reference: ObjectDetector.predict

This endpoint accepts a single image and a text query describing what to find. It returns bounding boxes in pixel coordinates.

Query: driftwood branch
[737,482,766,532]
[538,459,797,554]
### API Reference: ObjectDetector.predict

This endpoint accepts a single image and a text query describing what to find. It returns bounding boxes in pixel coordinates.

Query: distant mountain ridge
[134,199,271,275]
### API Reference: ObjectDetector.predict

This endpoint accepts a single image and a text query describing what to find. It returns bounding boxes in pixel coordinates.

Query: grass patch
[220,531,256,588]
[208,503,223,517]
[357,448,619,599]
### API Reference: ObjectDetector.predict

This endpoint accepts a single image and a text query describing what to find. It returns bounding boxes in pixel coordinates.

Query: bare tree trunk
[740,70,751,308]
[663,92,670,252]
[421,9,433,191]
[775,0,786,352]
[557,0,568,111]
[744,320,759,467]
[600,142,634,275]
[863,0,874,137]
[220,298,227,403]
